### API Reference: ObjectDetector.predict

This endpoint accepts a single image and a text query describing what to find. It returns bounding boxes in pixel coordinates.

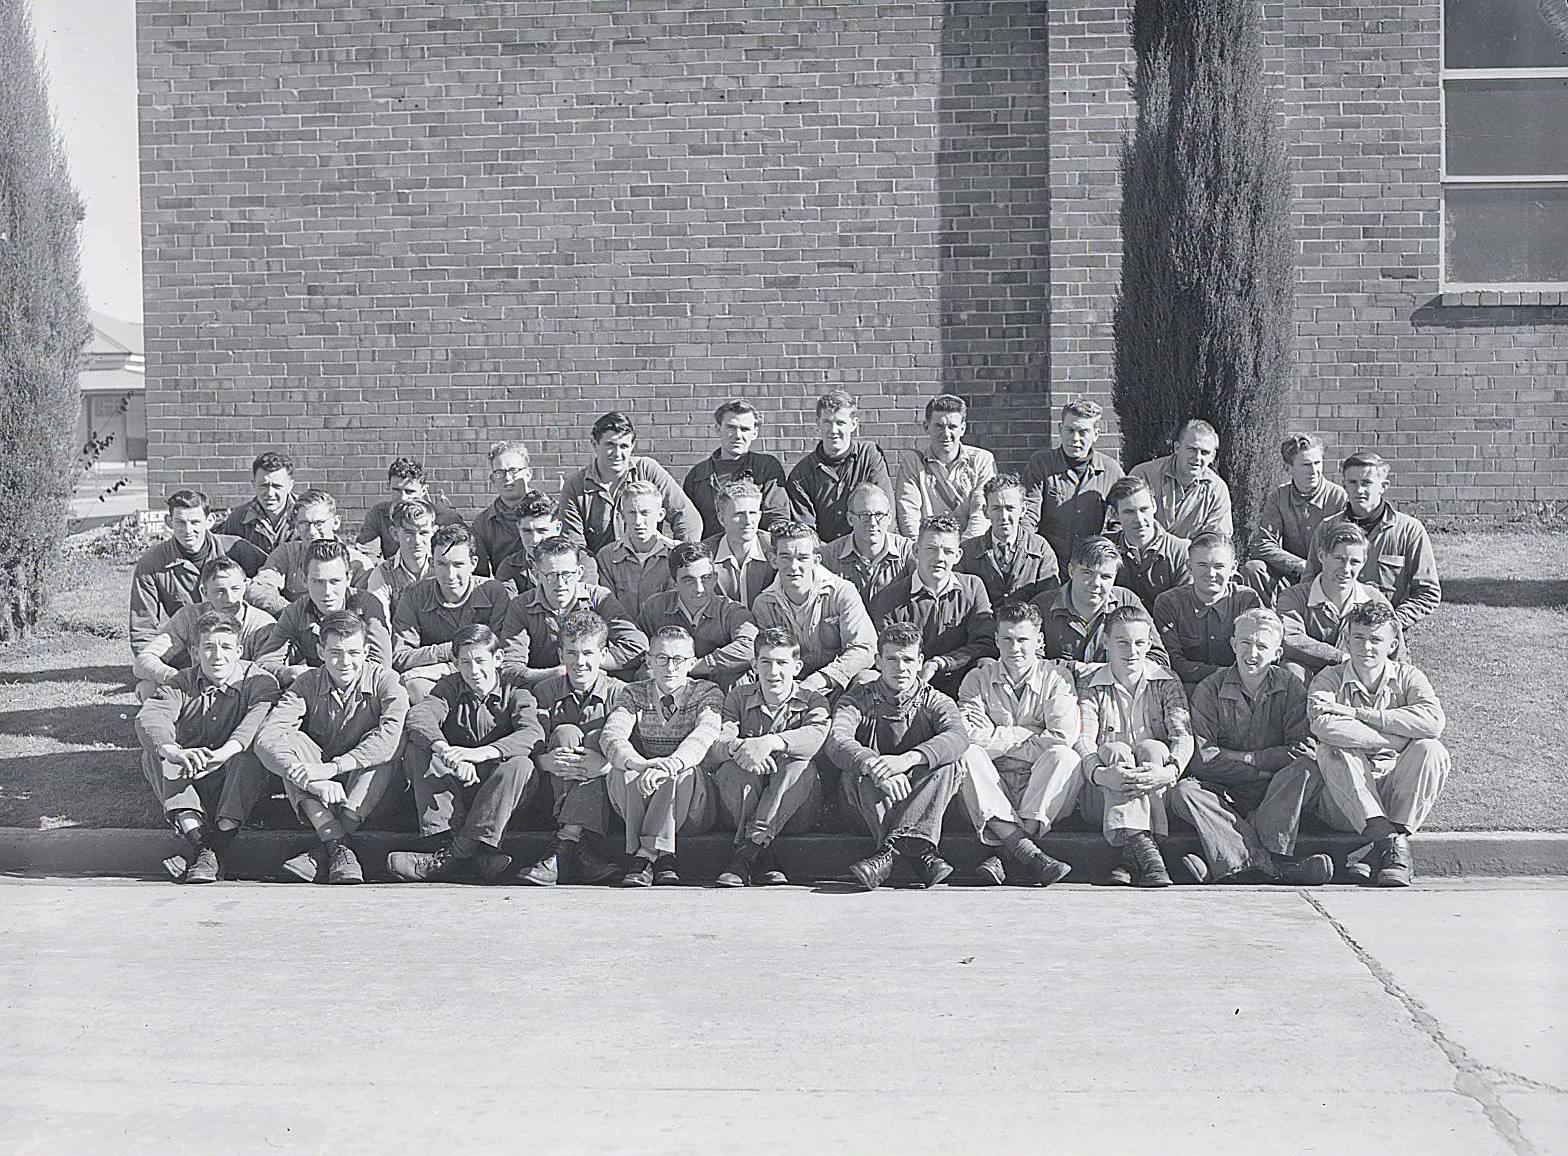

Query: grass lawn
[1,530,1564,832]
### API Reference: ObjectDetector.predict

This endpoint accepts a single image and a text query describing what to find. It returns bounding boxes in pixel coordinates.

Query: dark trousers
[840,760,961,848]
[1167,755,1319,879]
[140,743,271,828]
[405,746,537,849]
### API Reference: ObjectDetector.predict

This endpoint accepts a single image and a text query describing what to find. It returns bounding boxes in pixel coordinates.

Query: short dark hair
[387,457,424,483]
[650,624,695,650]
[516,489,557,520]
[714,399,760,425]
[167,489,210,514]
[591,411,636,442]
[452,624,500,654]
[318,610,366,647]
[877,622,924,656]
[924,394,967,422]
[1345,601,1399,633]
[304,539,350,574]
[983,473,1024,499]
[559,609,608,647]
[293,488,336,518]
[390,499,436,530]
[918,514,962,541]
[1071,535,1122,572]
[198,556,246,585]
[193,610,241,643]
[770,520,820,554]
[753,626,801,658]
[1105,603,1155,637]
[431,524,475,558]
[994,601,1043,631]
[1106,475,1152,512]
[667,540,713,578]
[251,452,293,477]
[534,535,581,567]
[1280,433,1323,466]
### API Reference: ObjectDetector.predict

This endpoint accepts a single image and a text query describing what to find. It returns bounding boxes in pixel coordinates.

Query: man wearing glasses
[822,482,914,608]
[469,440,535,577]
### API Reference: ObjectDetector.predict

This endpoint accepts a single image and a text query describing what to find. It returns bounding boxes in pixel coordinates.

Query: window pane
[1445,0,1568,69]
[1445,186,1568,283]
[1446,78,1568,176]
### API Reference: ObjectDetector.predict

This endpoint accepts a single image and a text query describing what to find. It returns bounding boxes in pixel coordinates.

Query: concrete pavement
[1,877,1564,1155]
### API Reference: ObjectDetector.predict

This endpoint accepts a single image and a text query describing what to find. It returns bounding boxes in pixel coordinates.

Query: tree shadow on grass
[0,704,135,744]
[0,664,132,688]
[1442,578,1568,609]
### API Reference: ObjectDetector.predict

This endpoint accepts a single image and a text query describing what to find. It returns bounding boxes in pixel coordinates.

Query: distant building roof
[88,311,144,357]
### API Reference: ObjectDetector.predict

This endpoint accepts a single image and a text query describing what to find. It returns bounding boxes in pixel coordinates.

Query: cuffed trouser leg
[1169,778,1271,879]
[262,730,398,833]
[1317,739,1450,835]
[840,761,961,846]
[715,758,822,846]
[140,743,271,828]
[608,766,716,858]
[554,773,614,837]
[1252,755,1319,855]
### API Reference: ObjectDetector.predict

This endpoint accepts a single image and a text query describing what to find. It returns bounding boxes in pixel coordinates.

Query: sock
[172,810,206,847]
[1362,816,1397,843]
[209,826,238,854]
[892,835,933,860]
[450,833,479,858]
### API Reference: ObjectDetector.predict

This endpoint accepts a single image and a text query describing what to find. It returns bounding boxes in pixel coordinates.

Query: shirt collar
[1217,664,1288,702]
[602,536,673,564]
[196,661,246,694]
[527,585,581,615]
[908,570,954,598]
[1088,661,1175,689]
[714,534,766,565]
[1307,576,1378,609]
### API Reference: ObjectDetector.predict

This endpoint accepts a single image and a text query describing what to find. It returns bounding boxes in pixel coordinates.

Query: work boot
[182,846,221,885]
[753,845,789,887]
[281,846,326,883]
[1123,832,1172,888]
[621,858,655,888]
[326,841,364,885]
[974,854,1007,886]
[386,844,465,883]
[1274,853,1334,887]
[849,845,895,891]
[1180,854,1212,884]
[1005,835,1072,887]
[570,842,623,885]
[652,854,682,886]
[911,848,954,889]
[520,842,564,887]
[1373,833,1413,887]
[716,841,762,888]
[469,844,512,884]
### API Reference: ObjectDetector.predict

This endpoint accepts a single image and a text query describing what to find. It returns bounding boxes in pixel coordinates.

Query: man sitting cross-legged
[246,489,373,616]
[594,480,679,613]
[701,480,775,608]
[1107,474,1189,613]
[599,626,723,887]
[133,556,275,702]
[958,473,1061,608]
[134,611,280,883]
[1152,531,1265,696]
[390,524,512,702]
[256,610,409,885]
[1129,418,1234,539]
[828,623,970,891]
[1167,608,1334,886]
[822,481,913,609]
[1075,604,1194,888]
[1277,523,1402,682]
[1242,432,1347,601]
[711,627,830,888]
[386,625,544,884]
[356,456,464,560]
[252,540,392,689]
[361,498,436,627]
[638,542,758,691]
[1033,536,1169,669]
[492,489,601,595]
[1308,601,1449,887]
[683,399,790,539]
[955,602,1080,887]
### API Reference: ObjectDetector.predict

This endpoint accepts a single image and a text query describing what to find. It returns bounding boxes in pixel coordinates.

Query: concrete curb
[1,828,1563,884]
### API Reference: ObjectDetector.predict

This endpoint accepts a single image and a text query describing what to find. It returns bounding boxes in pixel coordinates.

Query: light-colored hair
[717,479,762,510]
[815,389,857,417]
[1178,419,1219,446]
[616,479,665,507]
[1061,397,1103,422]
[487,440,530,466]
[1233,607,1284,643]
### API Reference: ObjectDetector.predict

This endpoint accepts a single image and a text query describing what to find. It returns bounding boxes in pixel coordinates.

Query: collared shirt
[638,591,758,686]
[1114,528,1190,613]
[1307,659,1446,764]
[1250,479,1348,579]
[703,531,775,607]
[1020,447,1123,581]
[784,440,893,543]
[1129,455,1235,540]
[1033,582,1171,668]
[361,552,432,623]
[558,455,703,556]
[822,531,914,608]
[1305,502,1442,630]
[824,680,970,782]
[594,535,678,613]
[356,497,464,560]
[253,589,393,678]
[893,444,997,540]
[1152,583,1265,688]
[496,584,648,677]
[405,670,544,760]
[719,682,831,760]
[129,533,265,649]
[1188,664,1313,786]
[469,498,524,578]
[135,659,281,753]
[958,530,1061,606]
[246,539,375,616]
[600,678,724,770]
[132,600,277,685]
[751,571,877,690]
[494,550,600,597]
[218,496,296,555]
[1277,576,1402,674]
[869,571,996,678]
[533,670,628,753]
[1074,663,1194,773]
[256,662,409,772]
[390,577,512,672]
[957,657,1080,766]
[682,450,790,539]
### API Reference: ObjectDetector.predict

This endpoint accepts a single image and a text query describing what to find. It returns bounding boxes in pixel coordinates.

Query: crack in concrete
[1302,893,1548,1156]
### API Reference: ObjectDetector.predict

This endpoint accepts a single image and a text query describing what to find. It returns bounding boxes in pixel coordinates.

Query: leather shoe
[520,843,563,887]
[849,845,895,891]
[571,842,624,885]
[913,849,953,889]
[1373,833,1413,887]
[1274,853,1334,887]
[974,854,1006,886]
[753,845,789,887]
[386,845,463,883]
[281,846,325,883]
[326,842,364,885]
[620,859,655,888]
[1124,832,1172,888]
[182,846,221,885]
[652,854,681,886]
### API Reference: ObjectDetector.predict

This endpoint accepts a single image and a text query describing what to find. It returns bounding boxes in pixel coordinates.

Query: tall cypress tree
[1112,0,1295,544]
[0,0,91,640]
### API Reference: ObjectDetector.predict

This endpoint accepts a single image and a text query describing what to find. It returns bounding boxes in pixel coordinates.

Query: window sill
[1437,289,1568,307]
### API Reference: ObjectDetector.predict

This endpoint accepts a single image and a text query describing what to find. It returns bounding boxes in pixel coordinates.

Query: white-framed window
[1442,0,1568,290]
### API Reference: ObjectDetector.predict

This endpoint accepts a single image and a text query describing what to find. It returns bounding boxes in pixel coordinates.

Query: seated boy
[1152,531,1265,693]
[130,489,265,656]
[683,399,790,538]
[711,627,829,888]
[469,440,534,578]
[893,393,997,540]
[390,525,512,701]
[1168,608,1334,886]
[870,514,996,694]
[1277,523,1402,680]
[518,610,631,887]
[701,480,775,607]
[1106,475,1189,612]
[492,489,600,595]
[1308,601,1449,887]
[256,610,410,885]
[594,480,678,612]
[1242,433,1346,600]
[253,540,393,687]
[134,611,280,883]
[133,557,275,701]
[246,489,373,615]
[956,602,1079,886]
[361,498,435,624]
[827,623,970,891]
[599,626,722,887]
[638,542,758,691]
[822,482,913,609]
[356,457,464,559]
[217,450,297,554]
[752,521,878,697]
[784,390,893,543]
[1075,604,1194,887]
[497,536,647,686]
[1033,536,1168,668]
[386,625,544,883]
[958,474,1061,607]
[558,411,702,555]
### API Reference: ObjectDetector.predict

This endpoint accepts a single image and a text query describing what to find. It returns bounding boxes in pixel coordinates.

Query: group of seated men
[128,390,1449,891]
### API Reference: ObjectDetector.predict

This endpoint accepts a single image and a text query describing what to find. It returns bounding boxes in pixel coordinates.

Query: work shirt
[1306,503,1441,631]
[825,681,970,782]
[1074,662,1195,774]
[594,535,678,613]
[957,657,1080,766]
[1032,583,1171,668]
[135,660,281,754]
[1276,577,1402,674]
[1129,455,1235,540]
[1188,665,1313,787]
[638,591,758,686]
[718,682,831,761]
[132,601,277,686]
[751,571,877,691]
[822,531,914,608]
[390,577,512,672]
[356,496,464,560]
[1020,447,1123,580]
[703,531,774,607]
[1250,479,1347,581]
[494,550,600,598]
[600,678,724,770]
[252,590,393,678]
[870,571,997,679]
[405,671,545,761]
[129,533,264,649]
[958,530,1061,607]
[497,584,647,676]
[218,496,296,555]
[784,440,893,543]
[256,663,410,771]
[1114,528,1190,613]
[558,455,702,556]
[361,553,431,624]
[246,539,375,616]
[533,671,627,753]
[682,450,790,539]
[893,444,997,540]
[1307,659,1446,766]
[1151,583,1266,688]
[469,498,525,578]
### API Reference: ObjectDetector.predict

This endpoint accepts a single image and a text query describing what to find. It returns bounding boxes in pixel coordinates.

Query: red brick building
[136,1,1567,525]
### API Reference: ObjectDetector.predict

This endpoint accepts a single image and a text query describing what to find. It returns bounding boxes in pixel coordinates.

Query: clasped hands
[867,751,924,801]
[158,744,231,782]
